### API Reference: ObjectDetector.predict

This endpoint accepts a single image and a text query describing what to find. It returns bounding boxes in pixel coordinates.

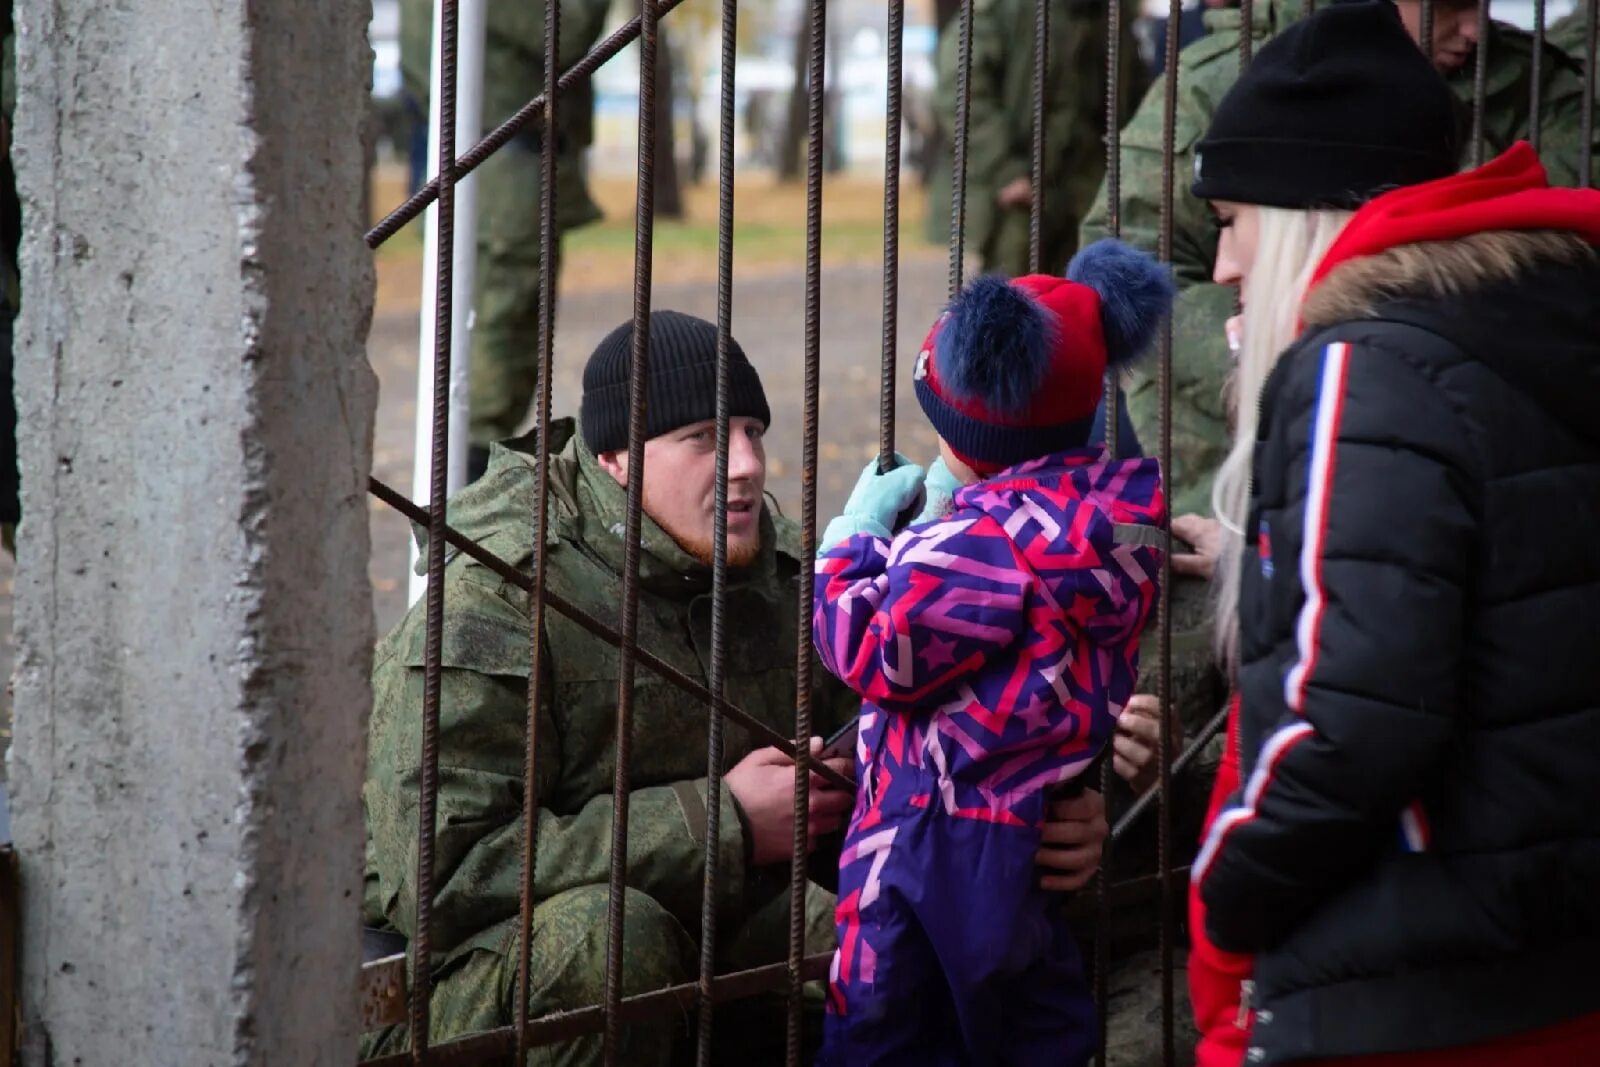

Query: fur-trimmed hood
[1297,144,1600,450]
[1303,228,1595,329]
[1305,228,1600,449]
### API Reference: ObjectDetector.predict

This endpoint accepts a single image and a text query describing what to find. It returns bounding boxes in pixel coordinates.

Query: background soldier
[1081,0,1600,520]
[400,0,612,481]
[925,0,1146,277]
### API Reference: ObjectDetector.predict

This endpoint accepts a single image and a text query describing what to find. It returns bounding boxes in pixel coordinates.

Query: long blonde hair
[1211,206,1353,676]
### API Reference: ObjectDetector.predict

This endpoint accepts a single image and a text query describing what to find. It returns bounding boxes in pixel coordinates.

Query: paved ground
[369,249,950,632]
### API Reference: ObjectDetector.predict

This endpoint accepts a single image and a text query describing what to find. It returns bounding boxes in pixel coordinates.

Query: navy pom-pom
[1066,238,1176,366]
[935,274,1055,415]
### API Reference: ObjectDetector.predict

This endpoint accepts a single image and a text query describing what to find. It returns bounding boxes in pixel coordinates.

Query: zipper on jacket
[1236,979,1256,1030]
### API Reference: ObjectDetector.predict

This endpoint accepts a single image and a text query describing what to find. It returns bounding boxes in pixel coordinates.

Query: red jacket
[1187,695,1251,1067]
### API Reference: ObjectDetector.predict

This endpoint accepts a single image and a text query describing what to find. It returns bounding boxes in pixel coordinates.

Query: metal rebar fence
[356,0,1600,1062]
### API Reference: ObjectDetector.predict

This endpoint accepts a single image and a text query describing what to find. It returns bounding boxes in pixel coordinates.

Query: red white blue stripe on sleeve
[1195,342,1354,885]
[1283,342,1352,715]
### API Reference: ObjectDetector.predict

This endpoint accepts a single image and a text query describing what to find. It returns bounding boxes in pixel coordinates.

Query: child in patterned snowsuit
[812,240,1173,1066]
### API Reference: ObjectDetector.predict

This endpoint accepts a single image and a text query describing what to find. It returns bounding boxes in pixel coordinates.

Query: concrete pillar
[7,0,378,1061]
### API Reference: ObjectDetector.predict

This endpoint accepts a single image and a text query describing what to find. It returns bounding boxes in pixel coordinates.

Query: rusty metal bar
[366,477,854,792]
[366,0,695,249]
[365,954,836,1066]
[1093,5,1125,1062]
[512,0,562,1059]
[1584,0,1598,188]
[1421,0,1434,64]
[788,0,827,1059]
[1111,702,1230,843]
[601,0,661,1058]
[1103,4,1123,245]
[1155,0,1182,1059]
[410,0,461,1057]
[1471,0,1490,167]
[879,0,905,470]
[694,0,740,1060]
[949,0,975,297]
[1029,0,1049,273]
[1532,0,1546,152]
[1240,0,1254,63]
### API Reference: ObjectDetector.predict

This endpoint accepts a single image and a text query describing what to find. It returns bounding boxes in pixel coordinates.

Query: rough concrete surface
[7,0,376,1063]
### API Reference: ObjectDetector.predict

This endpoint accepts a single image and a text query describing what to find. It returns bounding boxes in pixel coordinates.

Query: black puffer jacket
[1196,231,1600,1064]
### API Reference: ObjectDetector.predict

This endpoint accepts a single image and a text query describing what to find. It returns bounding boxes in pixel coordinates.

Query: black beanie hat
[580,310,772,455]
[1192,0,1460,210]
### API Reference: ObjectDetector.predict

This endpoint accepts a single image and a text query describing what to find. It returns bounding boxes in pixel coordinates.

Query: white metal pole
[410,0,487,605]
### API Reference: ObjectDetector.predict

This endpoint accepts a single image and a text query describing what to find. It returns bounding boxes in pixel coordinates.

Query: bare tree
[777,0,812,181]
[652,24,683,217]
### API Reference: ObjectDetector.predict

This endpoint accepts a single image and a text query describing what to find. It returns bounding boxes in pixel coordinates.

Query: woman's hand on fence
[1172,513,1225,581]
[1113,694,1185,797]
[1036,790,1108,892]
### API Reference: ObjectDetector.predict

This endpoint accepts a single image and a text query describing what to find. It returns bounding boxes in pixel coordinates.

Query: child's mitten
[819,455,926,552]
[914,455,965,523]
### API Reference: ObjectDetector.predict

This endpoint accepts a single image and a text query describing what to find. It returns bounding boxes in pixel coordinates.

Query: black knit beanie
[1192,0,1459,209]
[580,310,772,455]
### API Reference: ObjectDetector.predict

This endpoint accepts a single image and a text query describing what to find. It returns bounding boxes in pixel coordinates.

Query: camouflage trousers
[362,878,836,1067]
[468,138,564,449]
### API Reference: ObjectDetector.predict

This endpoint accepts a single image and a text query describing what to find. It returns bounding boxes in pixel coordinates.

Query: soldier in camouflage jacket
[1081,0,1599,520]
[363,312,862,1064]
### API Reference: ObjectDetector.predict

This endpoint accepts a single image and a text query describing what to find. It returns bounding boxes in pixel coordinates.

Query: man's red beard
[645,488,762,569]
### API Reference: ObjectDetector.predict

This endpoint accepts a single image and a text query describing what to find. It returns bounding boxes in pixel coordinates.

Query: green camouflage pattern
[1081,0,1600,517]
[363,417,855,1063]
[400,0,611,445]
[925,0,1146,276]
[1549,12,1595,71]
[360,881,838,1066]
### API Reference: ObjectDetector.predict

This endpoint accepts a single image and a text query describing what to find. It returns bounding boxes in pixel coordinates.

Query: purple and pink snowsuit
[812,449,1165,1067]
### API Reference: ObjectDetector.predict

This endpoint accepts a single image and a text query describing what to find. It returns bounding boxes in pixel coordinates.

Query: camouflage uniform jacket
[399,0,609,231]
[1550,12,1595,73]
[1080,0,1600,517]
[364,419,856,967]
[924,0,1145,265]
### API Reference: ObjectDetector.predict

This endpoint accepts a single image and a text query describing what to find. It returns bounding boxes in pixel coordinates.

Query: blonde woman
[1183,3,1600,1066]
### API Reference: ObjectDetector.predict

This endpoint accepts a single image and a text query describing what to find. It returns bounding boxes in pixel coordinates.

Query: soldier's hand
[1037,790,1108,893]
[1172,513,1225,581]
[1113,694,1184,797]
[726,743,855,867]
[996,177,1033,210]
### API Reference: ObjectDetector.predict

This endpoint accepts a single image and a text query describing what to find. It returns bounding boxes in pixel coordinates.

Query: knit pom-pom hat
[913,238,1174,475]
